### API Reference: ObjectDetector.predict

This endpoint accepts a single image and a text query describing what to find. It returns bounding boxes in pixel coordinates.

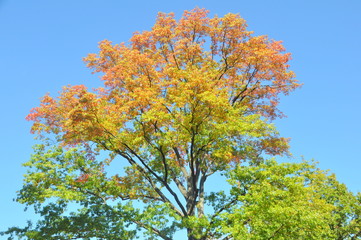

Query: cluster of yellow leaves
[27,7,300,184]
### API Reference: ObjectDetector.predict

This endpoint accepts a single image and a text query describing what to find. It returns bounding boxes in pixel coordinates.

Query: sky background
[1,0,360,236]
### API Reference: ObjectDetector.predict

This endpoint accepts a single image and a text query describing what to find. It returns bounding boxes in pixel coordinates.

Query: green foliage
[3,146,360,239]
[2,201,138,240]
[201,160,361,240]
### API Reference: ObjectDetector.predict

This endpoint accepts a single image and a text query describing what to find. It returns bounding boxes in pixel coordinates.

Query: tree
[2,8,360,240]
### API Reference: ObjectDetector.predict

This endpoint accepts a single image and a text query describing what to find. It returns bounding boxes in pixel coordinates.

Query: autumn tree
[3,8,360,240]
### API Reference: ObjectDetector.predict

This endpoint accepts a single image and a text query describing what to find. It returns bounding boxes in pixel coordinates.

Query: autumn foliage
[9,8,360,240]
[24,8,301,239]
[27,8,299,159]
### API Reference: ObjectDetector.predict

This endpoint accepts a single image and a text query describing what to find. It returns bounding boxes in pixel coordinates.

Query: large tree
[3,8,360,240]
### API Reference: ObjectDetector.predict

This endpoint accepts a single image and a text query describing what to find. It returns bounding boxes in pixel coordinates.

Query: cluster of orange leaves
[26,8,300,171]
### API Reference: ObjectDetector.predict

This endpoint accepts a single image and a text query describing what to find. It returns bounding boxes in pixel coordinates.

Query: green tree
[3,8,360,240]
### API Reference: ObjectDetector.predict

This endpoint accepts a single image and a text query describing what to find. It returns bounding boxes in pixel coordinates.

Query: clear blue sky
[1,0,360,235]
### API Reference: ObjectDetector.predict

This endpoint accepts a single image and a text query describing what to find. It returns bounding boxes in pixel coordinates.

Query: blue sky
[1,0,360,235]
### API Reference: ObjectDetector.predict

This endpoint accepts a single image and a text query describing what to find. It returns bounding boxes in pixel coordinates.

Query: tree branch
[132,220,173,240]
[123,143,188,216]
[231,68,258,105]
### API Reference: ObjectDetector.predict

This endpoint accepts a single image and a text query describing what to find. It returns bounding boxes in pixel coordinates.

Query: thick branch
[171,172,187,198]
[123,143,188,216]
[197,173,207,217]
[158,145,169,182]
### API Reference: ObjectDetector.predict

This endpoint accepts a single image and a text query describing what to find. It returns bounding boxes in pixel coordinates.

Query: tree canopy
[3,8,360,240]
